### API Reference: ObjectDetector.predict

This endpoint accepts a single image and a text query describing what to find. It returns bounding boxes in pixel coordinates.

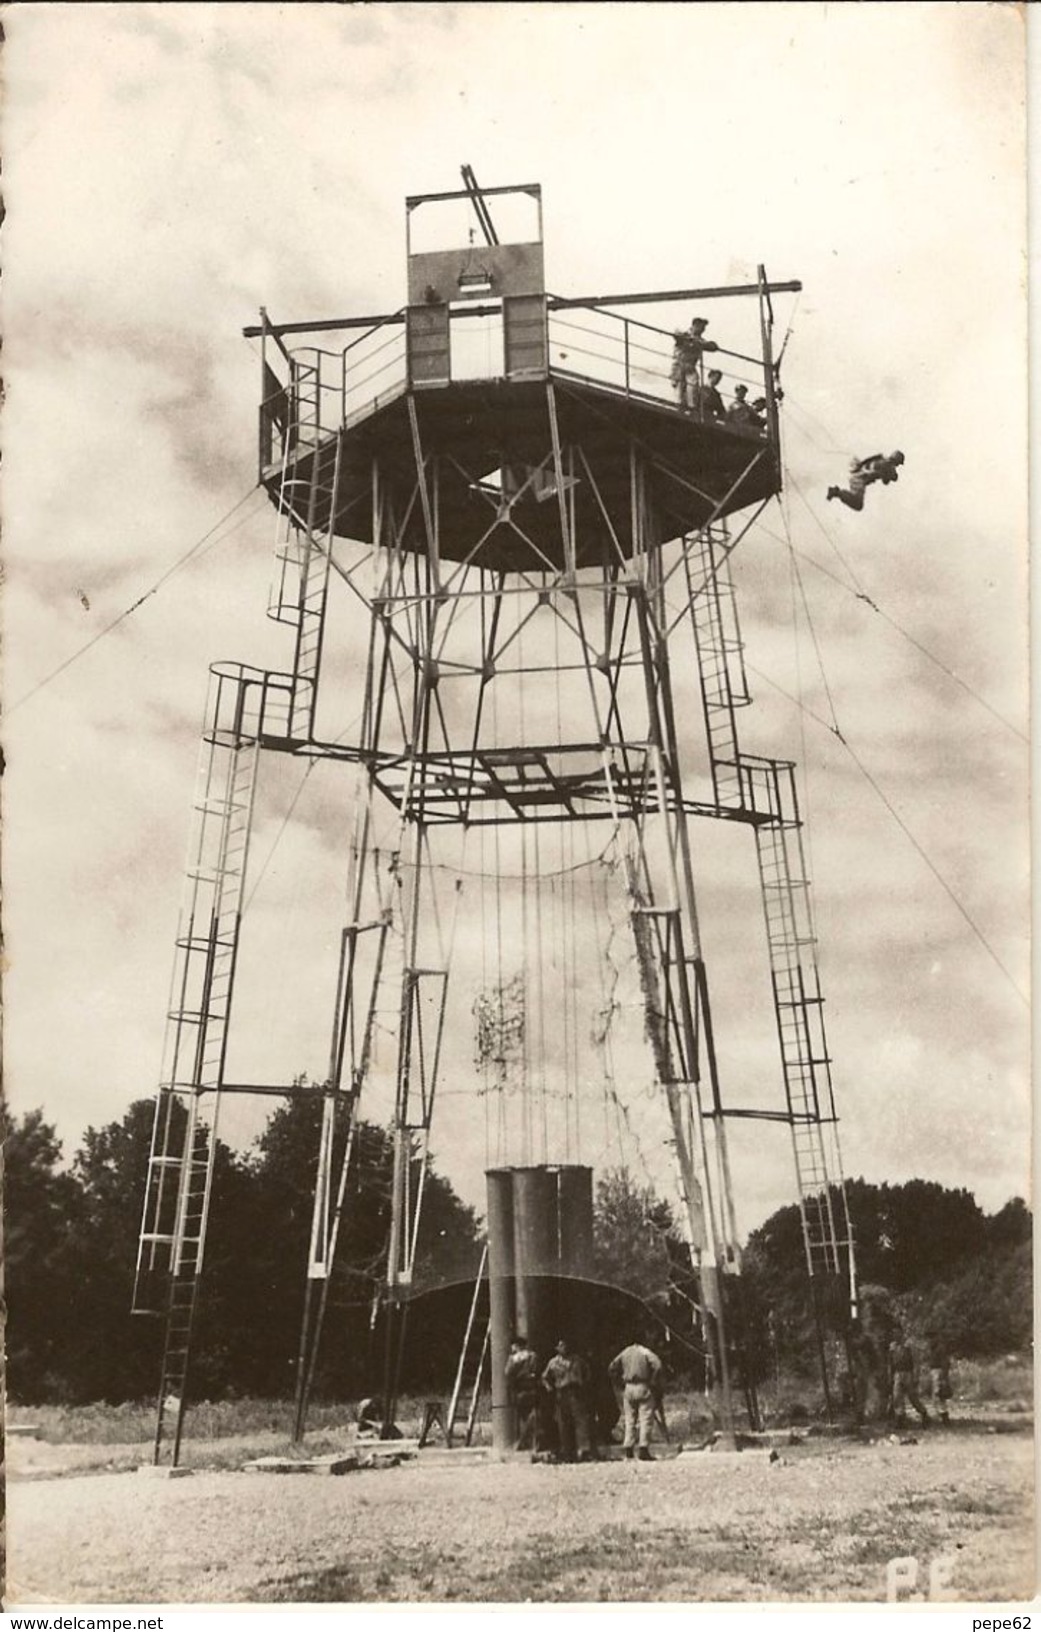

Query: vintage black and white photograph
[2,1,1032,1609]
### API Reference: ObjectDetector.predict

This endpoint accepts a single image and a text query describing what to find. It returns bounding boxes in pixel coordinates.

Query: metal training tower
[134,172,855,1464]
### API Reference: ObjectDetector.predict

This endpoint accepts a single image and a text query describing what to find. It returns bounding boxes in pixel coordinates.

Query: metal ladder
[687,524,849,1283]
[743,756,845,1277]
[445,1246,490,1447]
[687,525,750,810]
[133,676,261,1463]
[291,354,321,451]
[289,428,343,742]
[267,350,341,745]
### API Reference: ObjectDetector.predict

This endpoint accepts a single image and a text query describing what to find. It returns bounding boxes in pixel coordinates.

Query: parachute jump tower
[133,173,855,1465]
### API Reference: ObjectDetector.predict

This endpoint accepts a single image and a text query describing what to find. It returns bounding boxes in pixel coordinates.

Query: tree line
[3,1095,1031,1406]
[3,1094,483,1405]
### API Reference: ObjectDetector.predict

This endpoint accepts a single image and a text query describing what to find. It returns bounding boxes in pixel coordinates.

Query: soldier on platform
[692,368,727,424]
[725,383,758,432]
[609,1336,664,1461]
[504,1334,541,1450]
[670,316,719,410]
[541,1337,595,1462]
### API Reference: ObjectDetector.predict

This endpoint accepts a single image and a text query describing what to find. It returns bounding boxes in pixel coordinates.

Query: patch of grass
[8,1392,451,1448]
[942,1490,1022,1519]
[266,1564,367,1603]
[8,1397,370,1447]
[11,1400,157,1445]
[954,1356,1033,1410]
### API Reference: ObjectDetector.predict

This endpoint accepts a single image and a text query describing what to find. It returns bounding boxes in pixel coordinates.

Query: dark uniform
[542,1342,593,1462]
[888,1336,930,1427]
[926,1337,952,1424]
[692,372,726,423]
[504,1339,541,1450]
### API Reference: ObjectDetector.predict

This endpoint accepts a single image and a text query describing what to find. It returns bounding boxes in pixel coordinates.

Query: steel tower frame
[134,176,854,1464]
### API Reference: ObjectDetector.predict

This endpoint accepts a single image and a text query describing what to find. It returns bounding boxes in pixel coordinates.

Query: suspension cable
[8,485,266,715]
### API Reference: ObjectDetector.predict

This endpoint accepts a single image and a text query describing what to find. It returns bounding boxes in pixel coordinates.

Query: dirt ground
[6,1424,1034,1605]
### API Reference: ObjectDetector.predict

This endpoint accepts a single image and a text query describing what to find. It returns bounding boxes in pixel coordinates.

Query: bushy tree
[238,1092,483,1399]
[985,1197,1032,1250]
[844,1178,988,1291]
[2,1107,85,1401]
[905,1240,1032,1357]
[68,1097,255,1402]
[592,1168,679,1303]
[744,1178,1031,1373]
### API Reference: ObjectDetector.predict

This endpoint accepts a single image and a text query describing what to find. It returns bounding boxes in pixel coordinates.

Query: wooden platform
[244,1452,360,1475]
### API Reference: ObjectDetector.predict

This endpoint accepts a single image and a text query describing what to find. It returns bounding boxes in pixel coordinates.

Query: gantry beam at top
[242,280,802,341]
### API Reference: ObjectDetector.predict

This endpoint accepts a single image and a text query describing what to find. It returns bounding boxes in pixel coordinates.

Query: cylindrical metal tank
[557,1165,594,1281]
[485,1168,517,1452]
[512,1166,558,1358]
[555,1165,595,1372]
[485,1162,600,1453]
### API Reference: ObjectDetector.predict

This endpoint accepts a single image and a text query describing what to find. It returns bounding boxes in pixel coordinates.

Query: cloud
[2,3,1028,1246]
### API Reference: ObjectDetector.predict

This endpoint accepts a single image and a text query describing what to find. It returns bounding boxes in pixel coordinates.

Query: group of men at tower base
[498,1321,953,1462]
[505,1333,665,1462]
[846,1320,953,1431]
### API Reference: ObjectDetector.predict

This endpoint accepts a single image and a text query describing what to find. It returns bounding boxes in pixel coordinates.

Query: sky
[2,2,1030,1241]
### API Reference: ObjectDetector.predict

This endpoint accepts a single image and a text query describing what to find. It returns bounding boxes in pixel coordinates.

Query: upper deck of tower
[248,179,798,567]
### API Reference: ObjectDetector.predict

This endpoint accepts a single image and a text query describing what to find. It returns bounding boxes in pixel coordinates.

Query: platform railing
[205,662,296,746]
[342,322,408,425]
[259,323,409,469]
[547,303,772,429]
[258,299,775,464]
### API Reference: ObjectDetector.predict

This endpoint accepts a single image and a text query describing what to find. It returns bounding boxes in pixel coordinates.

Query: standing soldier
[726,383,758,432]
[926,1335,953,1426]
[609,1335,664,1461]
[670,316,719,410]
[692,368,727,424]
[888,1326,930,1429]
[504,1334,541,1450]
[541,1337,594,1463]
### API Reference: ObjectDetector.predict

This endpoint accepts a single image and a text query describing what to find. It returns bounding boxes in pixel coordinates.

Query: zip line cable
[7,484,266,717]
[781,392,859,458]
[242,757,321,917]
[777,400,1025,742]
[780,468,869,597]
[731,646,1023,1006]
[835,732,1027,1009]
[759,481,1027,746]
[761,506,1027,1010]
[779,502,845,740]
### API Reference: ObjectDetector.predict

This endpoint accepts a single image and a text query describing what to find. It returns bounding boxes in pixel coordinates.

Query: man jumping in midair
[827,450,905,511]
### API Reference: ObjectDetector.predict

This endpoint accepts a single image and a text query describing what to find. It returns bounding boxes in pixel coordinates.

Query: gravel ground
[7,1428,1034,1605]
